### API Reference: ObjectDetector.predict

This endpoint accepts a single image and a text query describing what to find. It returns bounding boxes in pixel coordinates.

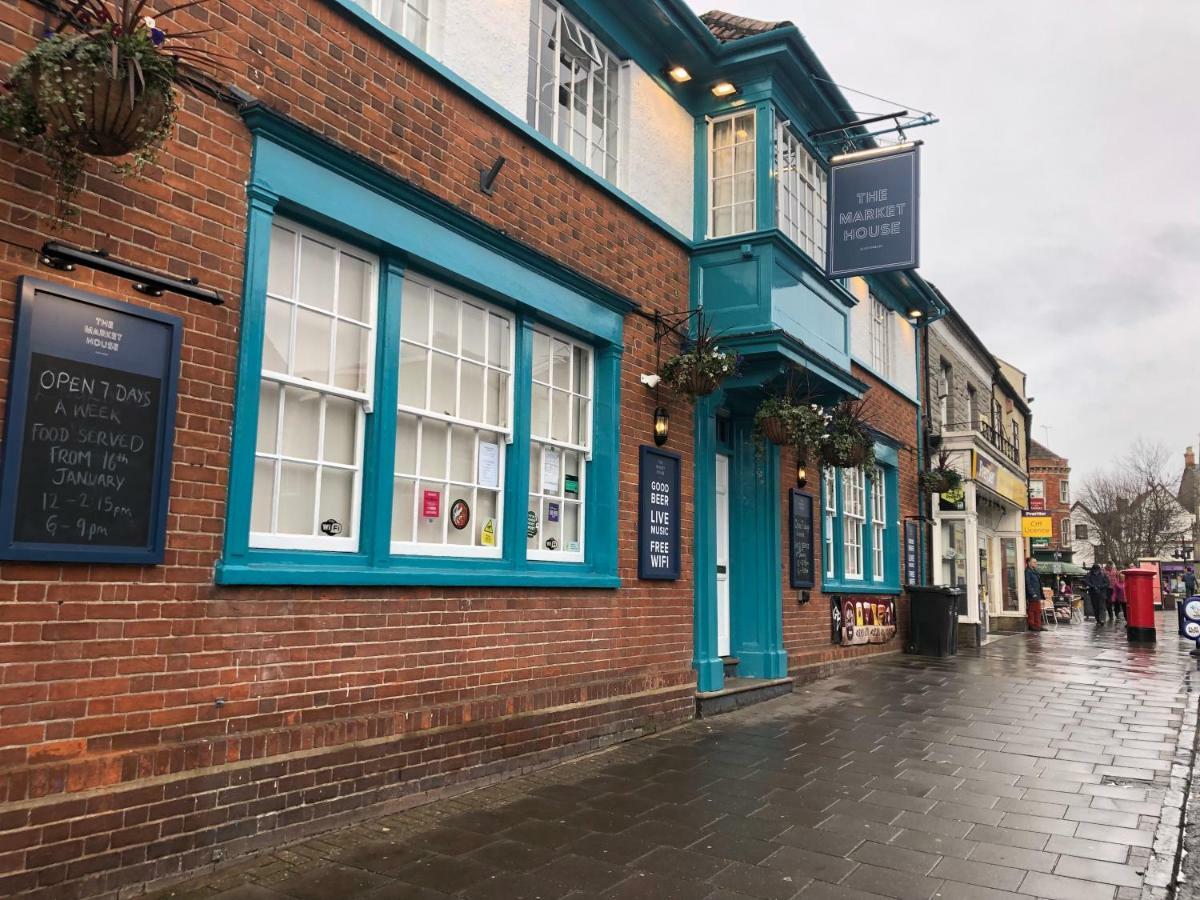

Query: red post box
[1123,568,1156,643]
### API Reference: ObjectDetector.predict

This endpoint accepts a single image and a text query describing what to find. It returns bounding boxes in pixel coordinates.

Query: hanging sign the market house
[0,278,182,563]
[638,445,680,580]
[826,145,920,278]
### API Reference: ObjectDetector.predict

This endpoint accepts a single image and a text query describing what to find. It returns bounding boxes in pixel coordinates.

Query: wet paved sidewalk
[153,611,1198,900]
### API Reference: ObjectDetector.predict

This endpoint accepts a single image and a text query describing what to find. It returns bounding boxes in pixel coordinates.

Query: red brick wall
[1029,454,1071,551]
[0,1,696,896]
[779,365,918,677]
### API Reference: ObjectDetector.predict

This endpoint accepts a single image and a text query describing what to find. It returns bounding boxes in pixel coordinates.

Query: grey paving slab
[147,612,1194,900]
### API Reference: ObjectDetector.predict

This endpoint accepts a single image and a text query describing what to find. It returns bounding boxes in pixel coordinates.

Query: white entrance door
[716,454,731,657]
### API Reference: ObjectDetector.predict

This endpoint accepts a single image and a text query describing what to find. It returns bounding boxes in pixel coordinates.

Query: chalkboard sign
[904,520,920,587]
[789,489,815,589]
[0,278,182,563]
[638,445,680,580]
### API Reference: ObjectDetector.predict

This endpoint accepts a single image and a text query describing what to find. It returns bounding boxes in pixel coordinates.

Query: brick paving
[148,611,1198,900]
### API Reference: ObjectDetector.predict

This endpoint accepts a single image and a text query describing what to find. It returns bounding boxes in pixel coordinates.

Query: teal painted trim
[693,116,709,243]
[691,393,723,692]
[820,454,901,594]
[223,185,278,560]
[311,0,691,248]
[824,584,903,597]
[591,344,621,574]
[913,320,927,585]
[241,106,634,337]
[365,259,404,567]
[875,444,900,469]
[722,329,867,399]
[755,101,775,234]
[696,231,858,311]
[504,319,534,565]
[215,560,621,588]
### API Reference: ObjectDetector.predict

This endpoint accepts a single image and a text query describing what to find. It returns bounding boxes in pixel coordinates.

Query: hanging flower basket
[659,317,738,401]
[920,468,962,495]
[819,397,877,477]
[0,1,228,222]
[36,63,170,157]
[820,439,870,468]
[758,414,791,445]
[753,396,829,449]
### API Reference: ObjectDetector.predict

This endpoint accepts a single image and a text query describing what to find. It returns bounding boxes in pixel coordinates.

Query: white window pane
[278,462,317,534]
[398,343,428,409]
[712,118,732,149]
[713,207,732,237]
[338,254,369,321]
[401,281,430,344]
[449,425,474,484]
[542,498,562,546]
[432,291,458,352]
[267,226,295,297]
[734,113,754,137]
[429,352,457,415]
[335,322,368,392]
[574,397,589,445]
[406,11,427,46]
[460,362,485,423]
[563,501,580,547]
[527,499,540,551]
[319,468,354,539]
[713,147,733,178]
[533,332,552,383]
[257,381,280,454]
[323,396,357,465]
[571,347,587,393]
[395,413,418,474]
[391,478,415,541]
[263,299,292,374]
[488,314,510,369]
[416,482,445,542]
[487,371,507,428]
[251,459,275,532]
[298,237,337,311]
[734,203,755,233]
[734,172,755,204]
[476,490,498,541]
[734,143,754,174]
[281,388,320,460]
[461,304,485,362]
[532,384,550,438]
[551,390,570,443]
[294,308,332,384]
[713,177,733,208]
[420,419,448,479]
[551,340,570,388]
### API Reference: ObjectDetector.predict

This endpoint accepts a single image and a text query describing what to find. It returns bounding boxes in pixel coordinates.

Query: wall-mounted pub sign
[831,597,897,646]
[638,445,680,580]
[826,146,920,278]
[789,489,815,589]
[0,278,182,563]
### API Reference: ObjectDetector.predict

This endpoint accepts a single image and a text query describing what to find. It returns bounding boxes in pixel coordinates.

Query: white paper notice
[478,441,500,489]
[542,447,561,493]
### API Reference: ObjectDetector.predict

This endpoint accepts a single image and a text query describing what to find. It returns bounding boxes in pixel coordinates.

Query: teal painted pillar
[692,393,724,692]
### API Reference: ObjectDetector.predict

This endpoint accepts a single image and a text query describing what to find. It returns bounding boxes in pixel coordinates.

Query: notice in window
[478,441,499,489]
[541,447,561,493]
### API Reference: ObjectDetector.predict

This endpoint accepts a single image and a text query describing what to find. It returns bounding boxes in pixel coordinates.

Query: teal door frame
[693,392,788,692]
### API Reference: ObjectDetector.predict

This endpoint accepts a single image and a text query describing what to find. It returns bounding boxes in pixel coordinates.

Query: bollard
[1122,569,1156,643]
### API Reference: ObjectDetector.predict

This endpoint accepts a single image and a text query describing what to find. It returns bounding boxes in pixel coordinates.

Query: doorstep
[695,676,794,718]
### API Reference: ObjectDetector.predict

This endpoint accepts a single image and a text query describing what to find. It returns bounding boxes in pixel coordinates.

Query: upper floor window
[966,384,977,428]
[1059,480,1070,504]
[527,1,620,182]
[352,0,430,47]
[709,110,756,237]
[869,294,892,378]
[1061,517,1071,547]
[1075,523,1088,541]
[1011,421,1019,451]
[776,121,827,260]
[938,361,952,428]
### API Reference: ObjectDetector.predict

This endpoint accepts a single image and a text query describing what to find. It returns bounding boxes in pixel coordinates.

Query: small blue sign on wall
[0,278,182,563]
[826,146,920,278]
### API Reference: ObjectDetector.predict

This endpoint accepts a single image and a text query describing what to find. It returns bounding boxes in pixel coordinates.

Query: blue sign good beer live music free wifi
[826,147,920,278]
[0,278,182,563]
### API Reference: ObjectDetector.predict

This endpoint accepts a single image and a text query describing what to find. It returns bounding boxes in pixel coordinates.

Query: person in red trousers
[1025,556,1044,632]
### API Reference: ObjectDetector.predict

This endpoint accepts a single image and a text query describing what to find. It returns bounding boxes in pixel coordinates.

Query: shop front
[932,448,1028,646]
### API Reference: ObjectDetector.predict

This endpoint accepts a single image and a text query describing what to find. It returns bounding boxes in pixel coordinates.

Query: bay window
[821,450,900,592]
[776,121,827,261]
[709,110,756,237]
[527,0,621,181]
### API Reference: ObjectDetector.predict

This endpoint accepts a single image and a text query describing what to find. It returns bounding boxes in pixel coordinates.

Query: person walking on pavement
[1085,563,1110,625]
[1025,556,1044,632]
[1112,572,1127,623]
[1103,562,1120,623]
[1185,566,1197,598]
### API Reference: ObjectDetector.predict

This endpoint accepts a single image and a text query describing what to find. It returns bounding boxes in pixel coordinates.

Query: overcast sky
[686,0,1200,485]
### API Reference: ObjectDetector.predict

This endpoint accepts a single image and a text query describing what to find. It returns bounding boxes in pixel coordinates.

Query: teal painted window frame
[820,445,901,595]
[217,127,623,588]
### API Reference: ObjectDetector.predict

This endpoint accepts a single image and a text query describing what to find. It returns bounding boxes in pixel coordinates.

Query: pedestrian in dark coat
[1185,566,1197,597]
[1025,557,1044,632]
[1085,563,1111,624]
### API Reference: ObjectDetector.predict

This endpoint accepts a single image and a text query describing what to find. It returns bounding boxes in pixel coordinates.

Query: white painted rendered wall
[431,1,694,237]
[847,278,917,397]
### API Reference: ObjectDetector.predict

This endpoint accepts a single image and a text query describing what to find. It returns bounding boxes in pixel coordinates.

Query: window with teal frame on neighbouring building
[820,446,901,593]
[219,107,625,587]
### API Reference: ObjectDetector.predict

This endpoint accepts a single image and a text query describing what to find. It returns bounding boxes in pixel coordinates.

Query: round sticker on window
[450,499,470,531]
[1186,621,1200,639]
[1185,599,1200,622]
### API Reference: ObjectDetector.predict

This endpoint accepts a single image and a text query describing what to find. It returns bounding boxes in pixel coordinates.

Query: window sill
[823,580,902,596]
[216,557,620,588]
